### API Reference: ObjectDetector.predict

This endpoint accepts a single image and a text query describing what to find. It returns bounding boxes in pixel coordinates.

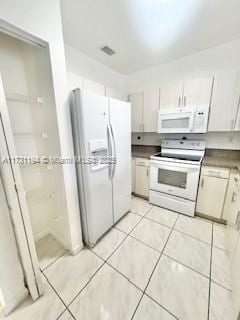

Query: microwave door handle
[189,113,195,132]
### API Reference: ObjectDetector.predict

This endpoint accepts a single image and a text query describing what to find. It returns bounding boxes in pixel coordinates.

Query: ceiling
[61,0,240,74]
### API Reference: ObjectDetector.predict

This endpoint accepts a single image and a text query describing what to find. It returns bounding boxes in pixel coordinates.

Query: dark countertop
[132,145,160,159]
[131,145,240,171]
[202,156,240,171]
[202,149,240,171]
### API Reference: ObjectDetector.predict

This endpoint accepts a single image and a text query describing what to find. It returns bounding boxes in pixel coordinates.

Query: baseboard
[3,288,28,315]
[49,230,69,252]
[69,244,84,256]
[132,192,149,201]
[34,229,50,243]
[46,227,84,256]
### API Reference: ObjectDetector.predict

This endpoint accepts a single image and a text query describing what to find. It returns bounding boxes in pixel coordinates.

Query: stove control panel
[161,139,206,150]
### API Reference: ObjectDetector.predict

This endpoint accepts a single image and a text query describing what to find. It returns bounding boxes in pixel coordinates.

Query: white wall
[65,44,126,93]
[127,38,240,149]
[0,0,83,253]
[126,38,240,91]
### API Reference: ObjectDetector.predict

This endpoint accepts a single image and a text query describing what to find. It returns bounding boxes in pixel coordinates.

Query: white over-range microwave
[158,105,209,134]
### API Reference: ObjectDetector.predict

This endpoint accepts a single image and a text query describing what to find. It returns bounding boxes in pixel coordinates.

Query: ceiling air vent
[100,45,116,56]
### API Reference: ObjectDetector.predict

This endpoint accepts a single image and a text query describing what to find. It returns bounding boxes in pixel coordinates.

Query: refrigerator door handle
[107,123,114,179]
[110,123,116,179]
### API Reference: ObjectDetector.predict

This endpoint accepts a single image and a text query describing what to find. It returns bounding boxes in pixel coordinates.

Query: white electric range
[149,139,205,217]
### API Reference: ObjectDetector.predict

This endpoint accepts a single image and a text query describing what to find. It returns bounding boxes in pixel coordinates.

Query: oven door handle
[150,160,199,171]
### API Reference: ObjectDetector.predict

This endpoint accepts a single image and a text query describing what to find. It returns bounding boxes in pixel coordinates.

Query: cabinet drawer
[135,158,150,167]
[201,166,229,179]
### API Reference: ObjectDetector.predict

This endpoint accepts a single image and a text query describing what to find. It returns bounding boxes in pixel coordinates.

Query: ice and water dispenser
[88,139,108,170]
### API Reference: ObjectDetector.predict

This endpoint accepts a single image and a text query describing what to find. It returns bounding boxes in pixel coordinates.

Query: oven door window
[158,168,187,189]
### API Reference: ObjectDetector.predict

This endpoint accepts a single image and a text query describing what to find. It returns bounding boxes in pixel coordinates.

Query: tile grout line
[59,205,154,314]
[210,279,233,293]
[114,204,153,236]
[207,222,214,320]
[65,259,106,310]
[41,270,77,320]
[91,244,148,294]
[63,232,131,312]
[114,228,215,285]
[117,216,214,283]
[173,227,213,246]
[50,203,152,315]
[41,251,67,273]
[48,198,215,320]
[127,203,214,247]
[130,215,180,320]
[162,253,211,280]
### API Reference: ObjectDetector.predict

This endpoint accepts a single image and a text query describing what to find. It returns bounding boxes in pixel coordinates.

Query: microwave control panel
[193,105,209,133]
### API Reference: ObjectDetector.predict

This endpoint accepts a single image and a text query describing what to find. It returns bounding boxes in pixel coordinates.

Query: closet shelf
[26,188,55,204]
[13,132,48,139]
[6,93,44,104]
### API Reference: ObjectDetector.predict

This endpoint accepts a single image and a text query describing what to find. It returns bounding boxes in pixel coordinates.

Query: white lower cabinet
[196,166,229,219]
[134,158,150,198]
[222,170,239,220]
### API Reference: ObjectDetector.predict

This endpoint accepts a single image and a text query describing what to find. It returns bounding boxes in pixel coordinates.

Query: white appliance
[71,89,131,246]
[158,105,209,133]
[150,139,205,217]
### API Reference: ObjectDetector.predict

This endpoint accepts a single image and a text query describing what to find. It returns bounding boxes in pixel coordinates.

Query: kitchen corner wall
[127,38,240,150]
[65,44,126,93]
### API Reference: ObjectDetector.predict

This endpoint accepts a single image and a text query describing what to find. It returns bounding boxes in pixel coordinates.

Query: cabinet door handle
[178,96,181,107]
[201,177,204,188]
[183,96,187,106]
[142,123,144,132]
[236,211,240,230]
[147,168,149,177]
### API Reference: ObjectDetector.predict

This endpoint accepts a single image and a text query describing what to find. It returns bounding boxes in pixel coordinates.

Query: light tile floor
[8,197,234,320]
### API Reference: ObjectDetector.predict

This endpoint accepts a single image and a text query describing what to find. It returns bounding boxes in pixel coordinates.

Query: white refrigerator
[71,89,131,246]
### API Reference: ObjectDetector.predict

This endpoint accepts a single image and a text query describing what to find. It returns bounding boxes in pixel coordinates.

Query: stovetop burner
[153,152,202,162]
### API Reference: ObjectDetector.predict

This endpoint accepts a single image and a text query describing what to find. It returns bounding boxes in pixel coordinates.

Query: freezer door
[109,98,131,223]
[72,89,113,246]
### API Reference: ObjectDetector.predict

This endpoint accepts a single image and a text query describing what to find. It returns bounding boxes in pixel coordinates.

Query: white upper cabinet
[82,78,105,96]
[143,88,159,132]
[159,83,183,109]
[106,87,128,102]
[159,77,213,110]
[129,92,144,132]
[208,70,240,132]
[183,77,213,108]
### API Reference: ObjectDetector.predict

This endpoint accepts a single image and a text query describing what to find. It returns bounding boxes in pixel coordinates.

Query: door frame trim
[0,74,42,301]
